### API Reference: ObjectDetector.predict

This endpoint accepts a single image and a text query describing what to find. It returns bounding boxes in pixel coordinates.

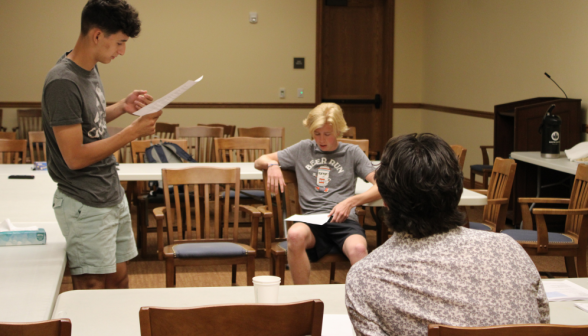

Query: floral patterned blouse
[345,227,549,336]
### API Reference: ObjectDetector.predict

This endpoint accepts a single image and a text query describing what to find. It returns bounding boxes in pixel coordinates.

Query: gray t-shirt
[277,139,375,222]
[42,53,122,208]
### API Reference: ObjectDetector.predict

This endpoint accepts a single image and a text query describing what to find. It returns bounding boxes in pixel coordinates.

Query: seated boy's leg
[105,261,130,289]
[342,234,368,265]
[287,222,317,285]
[72,274,107,289]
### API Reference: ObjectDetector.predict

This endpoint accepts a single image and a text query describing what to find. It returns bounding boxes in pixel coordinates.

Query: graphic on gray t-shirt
[42,52,122,208]
[278,139,375,222]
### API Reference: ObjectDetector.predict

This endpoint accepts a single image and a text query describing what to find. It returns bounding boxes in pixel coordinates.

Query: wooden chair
[502,163,588,278]
[176,126,224,162]
[0,132,16,140]
[238,127,285,152]
[28,131,47,162]
[339,138,369,157]
[470,145,493,188]
[153,167,259,287]
[0,139,27,164]
[450,145,467,172]
[0,318,72,336]
[12,109,42,140]
[468,158,517,232]
[198,123,236,137]
[258,169,365,284]
[342,126,356,139]
[428,323,588,336]
[139,300,324,336]
[131,139,190,257]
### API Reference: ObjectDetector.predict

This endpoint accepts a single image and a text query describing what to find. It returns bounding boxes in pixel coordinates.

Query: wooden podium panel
[494,97,582,226]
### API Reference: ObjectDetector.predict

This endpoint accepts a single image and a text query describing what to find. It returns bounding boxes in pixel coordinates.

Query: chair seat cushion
[502,229,574,244]
[469,222,492,231]
[470,164,493,172]
[277,240,340,254]
[172,242,248,258]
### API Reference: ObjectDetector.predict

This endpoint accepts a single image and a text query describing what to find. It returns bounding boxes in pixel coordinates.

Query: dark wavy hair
[375,133,464,238]
[81,0,141,38]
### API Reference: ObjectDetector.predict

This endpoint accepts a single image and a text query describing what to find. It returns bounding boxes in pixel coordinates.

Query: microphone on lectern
[544,72,568,99]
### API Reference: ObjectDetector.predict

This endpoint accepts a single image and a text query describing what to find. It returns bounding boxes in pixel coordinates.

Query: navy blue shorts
[302,219,365,262]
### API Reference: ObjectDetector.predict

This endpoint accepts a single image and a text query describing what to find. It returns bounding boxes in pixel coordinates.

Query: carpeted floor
[58,204,574,293]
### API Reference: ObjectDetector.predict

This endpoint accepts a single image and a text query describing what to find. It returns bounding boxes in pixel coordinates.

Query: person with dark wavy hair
[42,0,162,290]
[345,133,549,336]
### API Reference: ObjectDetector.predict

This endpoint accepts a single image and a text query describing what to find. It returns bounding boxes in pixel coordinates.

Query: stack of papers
[285,214,332,225]
[542,280,588,301]
[575,303,588,313]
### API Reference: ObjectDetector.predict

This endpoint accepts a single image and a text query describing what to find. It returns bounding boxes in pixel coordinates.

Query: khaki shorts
[53,189,138,275]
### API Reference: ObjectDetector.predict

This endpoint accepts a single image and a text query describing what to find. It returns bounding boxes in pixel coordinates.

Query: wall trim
[0,102,317,109]
[393,103,494,119]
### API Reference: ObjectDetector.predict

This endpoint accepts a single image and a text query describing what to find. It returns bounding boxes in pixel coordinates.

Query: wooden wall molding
[0,102,316,109]
[393,103,494,119]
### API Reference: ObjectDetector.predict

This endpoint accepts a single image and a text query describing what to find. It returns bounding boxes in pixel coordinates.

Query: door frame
[315,0,395,149]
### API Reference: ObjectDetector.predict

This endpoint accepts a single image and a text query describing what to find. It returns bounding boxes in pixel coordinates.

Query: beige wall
[0,0,316,147]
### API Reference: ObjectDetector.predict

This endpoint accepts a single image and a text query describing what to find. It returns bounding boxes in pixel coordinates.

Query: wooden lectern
[494,97,582,227]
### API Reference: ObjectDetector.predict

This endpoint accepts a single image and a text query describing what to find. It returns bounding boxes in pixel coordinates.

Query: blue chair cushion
[502,229,573,244]
[469,222,492,231]
[172,242,248,258]
[278,240,340,254]
[470,164,493,172]
[221,190,266,199]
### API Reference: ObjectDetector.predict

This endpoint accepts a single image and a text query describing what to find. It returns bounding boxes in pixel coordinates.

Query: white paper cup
[252,276,281,303]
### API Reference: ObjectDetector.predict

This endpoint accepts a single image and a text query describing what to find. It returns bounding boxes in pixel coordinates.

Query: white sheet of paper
[322,314,355,336]
[133,76,203,116]
[575,302,588,313]
[285,213,331,225]
[542,280,588,301]
[0,218,38,232]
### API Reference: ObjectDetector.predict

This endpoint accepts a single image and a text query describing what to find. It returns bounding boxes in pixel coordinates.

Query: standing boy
[42,0,162,289]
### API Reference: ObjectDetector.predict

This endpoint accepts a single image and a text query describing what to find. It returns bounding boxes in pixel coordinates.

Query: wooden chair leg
[246,255,255,286]
[470,171,476,189]
[277,254,286,285]
[576,249,587,278]
[231,265,237,286]
[165,258,175,288]
[482,171,490,189]
[140,198,149,258]
[270,254,276,275]
[565,257,578,278]
[329,262,336,284]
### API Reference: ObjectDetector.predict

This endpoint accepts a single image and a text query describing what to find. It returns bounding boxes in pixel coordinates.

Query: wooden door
[318,0,394,155]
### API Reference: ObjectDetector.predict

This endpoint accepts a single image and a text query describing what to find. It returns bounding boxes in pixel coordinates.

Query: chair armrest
[470,189,488,195]
[256,206,273,219]
[533,208,588,216]
[518,197,570,204]
[239,204,262,218]
[153,207,166,260]
[238,205,261,250]
[487,198,509,205]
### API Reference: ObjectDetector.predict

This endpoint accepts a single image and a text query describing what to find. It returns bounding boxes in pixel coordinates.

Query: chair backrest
[480,145,493,165]
[238,127,285,152]
[15,109,42,140]
[28,131,47,162]
[483,157,517,232]
[176,126,224,162]
[450,145,467,172]
[566,163,588,237]
[428,323,588,336]
[0,139,27,164]
[0,132,16,140]
[263,169,300,239]
[161,167,241,243]
[215,137,271,190]
[198,123,236,138]
[339,138,369,157]
[130,139,189,163]
[342,126,356,139]
[155,122,179,139]
[0,318,72,336]
[139,300,324,336]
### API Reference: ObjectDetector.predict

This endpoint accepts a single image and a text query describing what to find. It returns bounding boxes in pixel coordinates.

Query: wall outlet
[249,12,258,24]
[297,88,304,98]
[279,88,286,99]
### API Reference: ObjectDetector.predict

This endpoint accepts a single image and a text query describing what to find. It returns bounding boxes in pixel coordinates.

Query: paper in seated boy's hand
[329,199,354,223]
[123,90,155,113]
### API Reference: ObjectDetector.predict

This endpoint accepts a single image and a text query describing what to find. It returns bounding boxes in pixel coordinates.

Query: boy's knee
[287,226,310,250]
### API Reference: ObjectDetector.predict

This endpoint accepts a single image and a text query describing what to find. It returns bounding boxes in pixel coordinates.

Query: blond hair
[302,103,349,138]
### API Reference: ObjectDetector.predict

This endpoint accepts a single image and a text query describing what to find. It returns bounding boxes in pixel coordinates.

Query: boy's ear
[89,28,102,45]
